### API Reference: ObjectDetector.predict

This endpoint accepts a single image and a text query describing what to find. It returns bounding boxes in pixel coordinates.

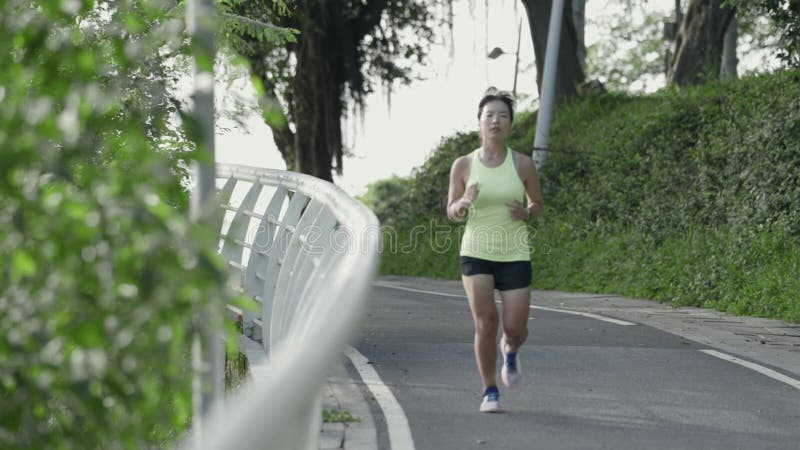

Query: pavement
[320,362,377,450]
[318,275,800,449]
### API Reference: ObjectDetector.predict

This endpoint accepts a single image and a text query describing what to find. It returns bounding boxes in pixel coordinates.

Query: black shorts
[459,256,531,291]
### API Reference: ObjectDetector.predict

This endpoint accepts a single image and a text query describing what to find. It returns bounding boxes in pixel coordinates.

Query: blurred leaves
[0,0,240,448]
[586,4,667,93]
[725,0,800,68]
[359,175,415,227]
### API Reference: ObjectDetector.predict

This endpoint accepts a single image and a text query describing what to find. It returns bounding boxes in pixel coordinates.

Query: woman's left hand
[506,199,528,221]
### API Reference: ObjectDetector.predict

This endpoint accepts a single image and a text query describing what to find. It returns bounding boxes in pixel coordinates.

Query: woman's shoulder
[510,148,532,162]
[510,149,535,169]
[510,149,538,182]
[452,149,479,168]
[450,150,478,180]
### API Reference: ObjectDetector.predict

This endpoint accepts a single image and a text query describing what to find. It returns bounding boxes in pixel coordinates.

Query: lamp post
[487,18,523,97]
[532,0,565,170]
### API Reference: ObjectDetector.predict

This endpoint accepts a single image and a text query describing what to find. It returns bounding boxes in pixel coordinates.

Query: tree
[735,8,783,72]
[725,0,800,68]
[585,4,668,92]
[667,0,736,86]
[224,0,593,181]
[359,176,415,226]
[720,12,738,79]
[224,0,438,182]
[587,0,785,90]
[520,0,586,104]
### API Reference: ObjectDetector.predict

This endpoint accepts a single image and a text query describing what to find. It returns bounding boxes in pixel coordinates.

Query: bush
[0,2,240,448]
[375,71,800,323]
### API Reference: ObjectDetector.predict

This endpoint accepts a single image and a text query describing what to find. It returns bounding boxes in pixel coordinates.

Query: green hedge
[371,70,800,323]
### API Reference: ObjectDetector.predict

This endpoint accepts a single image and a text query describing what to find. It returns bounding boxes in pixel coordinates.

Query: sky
[213,0,757,197]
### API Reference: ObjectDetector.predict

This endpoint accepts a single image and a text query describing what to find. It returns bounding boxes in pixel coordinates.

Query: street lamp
[487,19,523,97]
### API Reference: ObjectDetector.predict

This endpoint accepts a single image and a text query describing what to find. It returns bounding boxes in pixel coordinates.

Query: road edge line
[374,281,635,326]
[699,349,800,392]
[345,346,415,450]
[531,305,636,326]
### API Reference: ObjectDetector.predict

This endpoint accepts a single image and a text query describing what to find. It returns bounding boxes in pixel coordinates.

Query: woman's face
[479,99,512,141]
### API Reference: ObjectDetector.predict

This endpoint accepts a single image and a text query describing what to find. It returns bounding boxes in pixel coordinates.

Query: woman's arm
[507,152,543,221]
[521,154,543,219]
[447,156,477,221]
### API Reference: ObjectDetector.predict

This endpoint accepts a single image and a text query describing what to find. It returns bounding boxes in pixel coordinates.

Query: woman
[447,87,543,413]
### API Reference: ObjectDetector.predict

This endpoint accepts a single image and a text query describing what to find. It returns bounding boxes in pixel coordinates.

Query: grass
[322,409,360,423]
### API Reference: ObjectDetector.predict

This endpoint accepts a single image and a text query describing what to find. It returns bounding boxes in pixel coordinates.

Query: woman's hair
[477,86,515,123]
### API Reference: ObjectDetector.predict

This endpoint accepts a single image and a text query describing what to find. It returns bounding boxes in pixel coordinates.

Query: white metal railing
[183,164,380,449]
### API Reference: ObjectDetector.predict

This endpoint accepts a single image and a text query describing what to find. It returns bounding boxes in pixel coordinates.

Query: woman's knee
[503,323,528,344]
[474,314,498,336]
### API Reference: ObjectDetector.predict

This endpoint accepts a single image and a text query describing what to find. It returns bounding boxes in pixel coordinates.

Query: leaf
[11,250,36,280]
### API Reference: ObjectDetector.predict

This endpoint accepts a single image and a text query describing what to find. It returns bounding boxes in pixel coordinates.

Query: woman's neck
[480,141,506,157]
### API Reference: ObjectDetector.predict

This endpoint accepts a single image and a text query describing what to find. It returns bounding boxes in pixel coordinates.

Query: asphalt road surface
[346,279,800,450]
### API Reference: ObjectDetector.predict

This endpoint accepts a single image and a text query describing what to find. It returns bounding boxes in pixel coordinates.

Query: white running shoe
[500,335,522,387]
[479,387,502,413]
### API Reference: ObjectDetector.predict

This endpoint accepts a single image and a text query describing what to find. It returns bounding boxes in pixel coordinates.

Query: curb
[320,362,378,450]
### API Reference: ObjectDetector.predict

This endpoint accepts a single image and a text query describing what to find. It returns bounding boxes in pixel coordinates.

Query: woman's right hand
[463,182,480,205]
[451,183,479,220]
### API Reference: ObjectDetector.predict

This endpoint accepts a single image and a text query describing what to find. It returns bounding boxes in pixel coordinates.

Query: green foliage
[322,409,360,423]
[359,176,414,227]
[225,349,249,393]
[0,0,245,448]
[587,3,789,90]
[222,0,442,175]
[532,219,800,321]
[586,5,667,92]
[219,0,298,49]
[736,8,784,71]
[545,70,800,240]
[726,0,800,68]
[373,70,800,323]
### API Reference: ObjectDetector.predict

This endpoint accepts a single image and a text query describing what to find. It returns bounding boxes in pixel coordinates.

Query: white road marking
[530,305,636,326]
[373,281,465,298]
[345,346,415,450]
[374,281,636,326]
[699,349,800,392]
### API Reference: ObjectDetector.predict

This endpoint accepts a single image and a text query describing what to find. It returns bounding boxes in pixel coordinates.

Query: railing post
[180,165,380,450]
[186,0,221,446]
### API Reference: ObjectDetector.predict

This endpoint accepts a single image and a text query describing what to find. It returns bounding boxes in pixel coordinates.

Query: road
[340,277,800,450]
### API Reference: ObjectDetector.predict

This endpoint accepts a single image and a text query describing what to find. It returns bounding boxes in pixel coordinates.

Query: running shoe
[479,386,502,413]
[500,335,522,387]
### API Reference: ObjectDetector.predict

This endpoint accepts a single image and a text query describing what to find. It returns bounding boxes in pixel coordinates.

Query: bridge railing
[184,163,380,449]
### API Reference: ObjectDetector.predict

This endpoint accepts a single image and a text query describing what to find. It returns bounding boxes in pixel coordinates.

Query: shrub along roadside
[0,2,243,448]
[532,216,800,321]
[369,69,800,323]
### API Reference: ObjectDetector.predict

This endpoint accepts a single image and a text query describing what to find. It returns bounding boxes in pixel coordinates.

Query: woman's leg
[499,287,531,352]
[462,274,499,389]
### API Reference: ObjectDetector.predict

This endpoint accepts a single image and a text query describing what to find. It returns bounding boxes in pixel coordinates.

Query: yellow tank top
[459,149,530,261]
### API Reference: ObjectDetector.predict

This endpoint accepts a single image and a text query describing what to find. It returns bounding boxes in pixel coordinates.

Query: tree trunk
[667,0,735,87]
[270,1,354,182]
[572,0,587,74]
[720,13,738,80]
[521,0,585,105]
[293,33,340,182]
[233,0,432,182]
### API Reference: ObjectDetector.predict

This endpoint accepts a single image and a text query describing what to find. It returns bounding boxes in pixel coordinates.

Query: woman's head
[477,87,515,123]
[477,87,514,141]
